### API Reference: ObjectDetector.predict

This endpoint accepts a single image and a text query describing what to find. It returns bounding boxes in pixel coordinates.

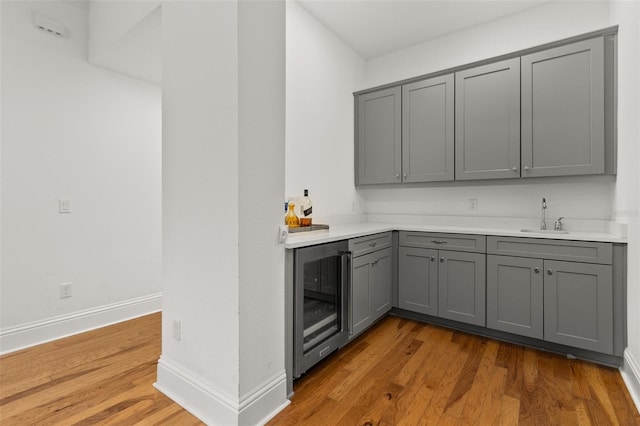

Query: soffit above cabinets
[297,0,556,59]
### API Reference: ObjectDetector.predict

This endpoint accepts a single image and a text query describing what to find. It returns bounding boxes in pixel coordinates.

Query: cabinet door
[351,253,372,336]
[487,255,543,339]
[544,260,613,354]
[357,87,402,185]
[402,75,454,182]
[438,251,486,326]
[370,248,392,322]
[521,37,605,177]
[455,58,521,180]
[398,247,438,316]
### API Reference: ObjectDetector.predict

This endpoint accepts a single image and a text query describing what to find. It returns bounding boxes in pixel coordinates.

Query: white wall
[359,1,616,225]
[286,1,366,222]
[363,1,612,89]
[158,1,287,424]
[159,1,240,416]
[238,0,287,413]
[609,0,640,408]
[0,1,162,353]
[89,0,159,57]
[89,1,162,84]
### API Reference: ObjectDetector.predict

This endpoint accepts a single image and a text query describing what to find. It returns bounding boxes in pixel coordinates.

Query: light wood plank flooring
[0,313,202,425]
[1,313,638,425]
[270,316,640,425]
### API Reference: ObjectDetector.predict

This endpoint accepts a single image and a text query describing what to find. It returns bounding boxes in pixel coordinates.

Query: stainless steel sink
[520,228,569,234]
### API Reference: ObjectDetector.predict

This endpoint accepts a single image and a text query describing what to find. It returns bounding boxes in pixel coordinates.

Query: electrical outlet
[59,198,71,213]
[468,199,478,212]
[60,283,72,299]
[172,320,181,341]
[278,225,288,243]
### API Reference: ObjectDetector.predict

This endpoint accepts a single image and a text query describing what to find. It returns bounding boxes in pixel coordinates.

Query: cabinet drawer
[349,232,392,257]
[487,236,612,265]
[399,231,485,253]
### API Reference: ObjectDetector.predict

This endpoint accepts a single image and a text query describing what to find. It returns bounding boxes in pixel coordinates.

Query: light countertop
[284,221,627,249]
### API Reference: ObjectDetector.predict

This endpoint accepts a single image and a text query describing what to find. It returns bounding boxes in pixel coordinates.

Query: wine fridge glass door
[301,256,340,352]
[293,241,350,378]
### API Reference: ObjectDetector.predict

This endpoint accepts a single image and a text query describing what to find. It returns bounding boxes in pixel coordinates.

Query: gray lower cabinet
[438,250,486,326]
[398,232,486,327]
[455,58,521,180]
[350,247,392,337]
[487,236,616,355]
[356,87,402,185]
[487,255,544,339]
[398,247,438,316]
[521,37,605,177]
[544,260,613,354]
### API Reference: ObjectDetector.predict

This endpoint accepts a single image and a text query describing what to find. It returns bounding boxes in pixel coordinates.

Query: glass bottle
[299,189,313,227]
[285,203,300,228]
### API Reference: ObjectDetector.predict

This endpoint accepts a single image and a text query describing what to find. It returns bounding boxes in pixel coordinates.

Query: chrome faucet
[554,217,565,231]
[540,198,547,230]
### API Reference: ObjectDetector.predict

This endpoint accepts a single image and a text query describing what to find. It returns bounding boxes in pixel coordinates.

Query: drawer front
[349,232,392,257]
[399,231,486,253]
[487,236,612,264]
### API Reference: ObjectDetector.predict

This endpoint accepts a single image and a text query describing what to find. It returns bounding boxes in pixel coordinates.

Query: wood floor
[269,316,640,426]
[0,313,202,425]
[1,313,638,425]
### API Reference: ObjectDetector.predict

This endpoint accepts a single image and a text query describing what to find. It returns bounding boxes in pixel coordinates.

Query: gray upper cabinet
[355,31,614,186]
[521,37,605,177]
[402,75,455,182]
[357,87,402,185]
[455,58,521,180]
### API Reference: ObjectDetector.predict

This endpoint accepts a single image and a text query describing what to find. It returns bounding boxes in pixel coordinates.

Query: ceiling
[78,0,556,84]
[297,0,555,59]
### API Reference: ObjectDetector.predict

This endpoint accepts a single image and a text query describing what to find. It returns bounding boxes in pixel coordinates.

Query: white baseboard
[621,349,640,413]
[0,293,162,355]
[155,357,289,425]
[239,372,290,425]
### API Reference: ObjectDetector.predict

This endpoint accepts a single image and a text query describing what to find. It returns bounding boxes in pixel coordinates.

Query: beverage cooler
[291,240,350,379]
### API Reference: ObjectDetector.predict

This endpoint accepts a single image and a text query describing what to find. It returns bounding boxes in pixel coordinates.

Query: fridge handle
[339,251,352,334]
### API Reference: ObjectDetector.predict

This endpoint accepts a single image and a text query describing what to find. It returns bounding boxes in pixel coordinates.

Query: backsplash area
[359,175,616,222]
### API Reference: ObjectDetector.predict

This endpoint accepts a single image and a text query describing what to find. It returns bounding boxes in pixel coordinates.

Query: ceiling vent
[34,13,65,37]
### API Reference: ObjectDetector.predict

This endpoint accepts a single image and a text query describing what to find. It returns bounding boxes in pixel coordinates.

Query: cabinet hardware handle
[403,173,407,178]
[431,240,448,244]
[524,166,530,172]
[369,242,377,247]
[547,269,553,275]
[440,257,445,263]
[430,256,435,262]
[395,174,400,179]
[512,167,518,172]
[534,267,540,273]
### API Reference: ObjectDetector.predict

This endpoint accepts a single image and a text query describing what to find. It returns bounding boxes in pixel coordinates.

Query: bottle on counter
[285,202,300,228]
[299,189,313,226]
